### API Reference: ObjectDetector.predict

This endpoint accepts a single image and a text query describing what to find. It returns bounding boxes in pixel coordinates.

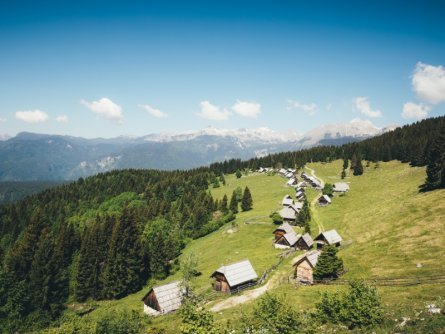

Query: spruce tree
[341,169,346,179]
[353,156,364,176]
[229,191,238,214]
[422,129,445,191]
[235,169,242,179]
[313,245,343,280]
[343,158,349,170]
[241,186,253,211]
[220,194,229,214]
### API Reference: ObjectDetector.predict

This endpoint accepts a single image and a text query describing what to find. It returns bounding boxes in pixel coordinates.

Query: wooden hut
[293,250,321,284]
[314,229,342,248]
[211,260,258,292]
[282,194,294,207]
[279,207,296,224]
[273,222,295,240]
[333,182,350,193]
[296,233,314,250]
[274,232,300,249]
[318,194,331,206]
[142,281,183,316]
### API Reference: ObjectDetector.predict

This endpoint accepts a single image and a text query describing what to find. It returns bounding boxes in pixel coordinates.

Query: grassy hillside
[40,161,445,333]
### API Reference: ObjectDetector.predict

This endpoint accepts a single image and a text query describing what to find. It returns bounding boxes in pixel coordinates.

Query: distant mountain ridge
[0,119,396,181]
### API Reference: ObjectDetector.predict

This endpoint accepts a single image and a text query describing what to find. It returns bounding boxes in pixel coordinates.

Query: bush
[313,245,343,280]
[270,212,283,225]
[315,280,383,329]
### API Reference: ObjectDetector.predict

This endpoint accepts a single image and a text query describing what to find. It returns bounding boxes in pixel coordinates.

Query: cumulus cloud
[354,97,382,118]
[139,104,168,118]
[15,109,49,123]
[232,100,261,118]
[197,101,231,120]
[81,97,124,122]
[287,99,318,115]
[56,115,69,123]
[401,102,430,120]
[412,62,445,104]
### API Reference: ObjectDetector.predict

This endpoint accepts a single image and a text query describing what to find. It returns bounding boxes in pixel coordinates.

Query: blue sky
[1,0,444,138]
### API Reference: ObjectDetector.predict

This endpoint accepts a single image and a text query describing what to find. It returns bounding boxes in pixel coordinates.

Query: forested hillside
[0,168,233,332]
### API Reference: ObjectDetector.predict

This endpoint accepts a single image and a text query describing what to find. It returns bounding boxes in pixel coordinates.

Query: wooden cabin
[142,281,183,316]
[279,207,296,224]
[273,222,295,240]
[282,195,294,207]
[274,232,300,249]
[211,260,258,292]
[293,250,321,284]
[318,194,331,206]
[333,182,350,193]
[314,229,342,249]
[296,233,314,250]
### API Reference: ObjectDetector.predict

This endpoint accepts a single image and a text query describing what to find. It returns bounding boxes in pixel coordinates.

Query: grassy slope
[43,161,445,332]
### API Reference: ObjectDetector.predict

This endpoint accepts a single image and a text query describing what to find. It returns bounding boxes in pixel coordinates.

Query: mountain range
[0,119,396,181]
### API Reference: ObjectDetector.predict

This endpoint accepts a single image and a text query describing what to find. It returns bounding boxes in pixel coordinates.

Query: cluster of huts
[142,259,259,315]
[272,222,343,284]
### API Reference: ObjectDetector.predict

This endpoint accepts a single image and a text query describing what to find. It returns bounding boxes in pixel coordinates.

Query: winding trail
[305,166,325,233]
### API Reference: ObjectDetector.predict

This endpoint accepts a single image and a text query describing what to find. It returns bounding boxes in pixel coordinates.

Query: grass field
[41,161,445,333]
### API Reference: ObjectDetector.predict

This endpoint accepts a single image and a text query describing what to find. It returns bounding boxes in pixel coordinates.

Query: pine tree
[422,129,445,191]
[229,191,238,214]
[220,194,229,214]
[235,169,242,179]
[341,169,346,179]
[241,187,253,211]
[343,158,349,170]
[313,245,343,280]
[297,197,311,227]
[353,156,364,176]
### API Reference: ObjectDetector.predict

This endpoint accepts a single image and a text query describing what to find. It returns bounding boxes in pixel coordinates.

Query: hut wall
[295,259,314,283]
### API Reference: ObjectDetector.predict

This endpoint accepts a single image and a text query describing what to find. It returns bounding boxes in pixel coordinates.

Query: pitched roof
[287,178,296,185]
[282,195,294,206]
[283,232,300,246]
[319,194,331,203]
[273,222,294,234]
[315,229,342,245]
[333,182,350,192]
[293,250,321,268]
[212,260,258,288]
[279,207,296,220]
[290,202,303,212]
[298,233,314,248]
[144,281,183,313]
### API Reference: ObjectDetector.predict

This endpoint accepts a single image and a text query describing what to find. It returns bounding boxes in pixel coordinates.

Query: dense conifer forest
[0,116,443,332]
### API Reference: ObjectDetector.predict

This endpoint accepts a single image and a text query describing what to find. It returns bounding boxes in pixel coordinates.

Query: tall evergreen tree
[341,169,346,179]
[343,158,349,170]
[235,169,242,179]
[422,129,445,191]
[220,194,229,214]
[353,156,364,176]
[229,191,239,214]
[241,187,253,211]
[313,245,343,280]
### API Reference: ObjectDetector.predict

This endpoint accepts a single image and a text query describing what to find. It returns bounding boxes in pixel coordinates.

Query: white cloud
[80,97,124,122]
[287,99,317,115]
[354,96,382,118]
[138,104,168,118]
[401,102,430,120]
[0,117,7,123]
[15,109,49,123]
[197,101,231,120]
[56,115,69,123]
[412,62,445,104]
[325,103,333,112]
[232,100,261,118]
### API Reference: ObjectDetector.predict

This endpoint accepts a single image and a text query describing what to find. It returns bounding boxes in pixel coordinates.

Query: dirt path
[305,166,325,233]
